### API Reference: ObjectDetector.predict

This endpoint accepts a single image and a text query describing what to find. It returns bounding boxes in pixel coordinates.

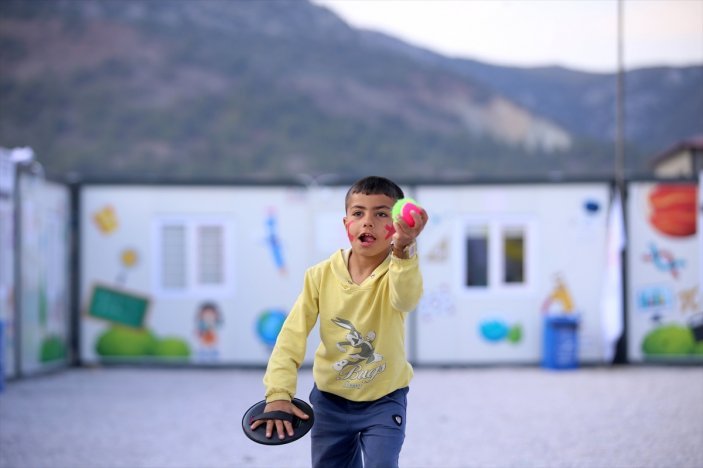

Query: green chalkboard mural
[88,284,191,360]
[87,284,150,328]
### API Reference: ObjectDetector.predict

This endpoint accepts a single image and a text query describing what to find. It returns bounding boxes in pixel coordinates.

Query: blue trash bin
[542,315,579,370]
[0,320,4,392]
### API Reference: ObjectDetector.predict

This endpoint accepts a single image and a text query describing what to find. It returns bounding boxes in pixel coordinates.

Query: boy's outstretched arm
[249,399,310,440]
[389,208,427,311]
[392,207,428,258]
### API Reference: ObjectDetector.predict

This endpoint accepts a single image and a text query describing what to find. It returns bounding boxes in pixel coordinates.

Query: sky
[312,0,703,73]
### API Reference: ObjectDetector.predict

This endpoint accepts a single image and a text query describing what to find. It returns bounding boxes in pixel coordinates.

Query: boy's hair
[345,176,404,209]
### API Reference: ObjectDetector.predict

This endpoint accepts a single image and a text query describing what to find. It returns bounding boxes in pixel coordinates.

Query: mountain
[441,60,703,155]
[360,30,703,157]
[0,0,699,181]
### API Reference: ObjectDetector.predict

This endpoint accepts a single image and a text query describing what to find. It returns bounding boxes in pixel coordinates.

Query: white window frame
[152,216,235,298]
[454,215,537,295]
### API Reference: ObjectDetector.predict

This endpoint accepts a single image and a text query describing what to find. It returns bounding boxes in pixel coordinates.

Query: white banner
[0,149,17,378]
[601,189,625,362]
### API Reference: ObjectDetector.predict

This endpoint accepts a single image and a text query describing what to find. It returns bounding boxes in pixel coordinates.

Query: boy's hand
[392,207,428,256]
[249,399,310,440]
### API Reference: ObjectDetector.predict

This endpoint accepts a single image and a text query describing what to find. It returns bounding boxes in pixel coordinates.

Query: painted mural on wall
[541,274,576,315]
[256,309,287,348]
[413,184,611,364]
[19,176,71,374]
[0,151,16,378]
[79,186,320,366]
[75,184,622,365]
[265,208,287,276]
[87,204,192,361]
[195,302,223,361]
[647,185,697,237]
[88,285,192,360]
[418,283,455,323]
[93,205,118,235]
[479,319,523,344]
[629,182,702,361]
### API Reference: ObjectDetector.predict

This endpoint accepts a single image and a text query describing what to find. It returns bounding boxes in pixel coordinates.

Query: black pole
[613,0,628,364]
[69,179,82,367]
[615,0,625,188]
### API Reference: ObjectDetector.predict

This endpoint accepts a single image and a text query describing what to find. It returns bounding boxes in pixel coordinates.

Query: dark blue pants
[309,385,409,468]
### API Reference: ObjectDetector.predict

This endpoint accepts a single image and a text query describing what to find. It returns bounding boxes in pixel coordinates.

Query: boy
[251,176,427,467]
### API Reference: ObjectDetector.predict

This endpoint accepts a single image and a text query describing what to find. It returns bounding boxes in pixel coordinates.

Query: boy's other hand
[393,207,428,250]
[249,399,310,440]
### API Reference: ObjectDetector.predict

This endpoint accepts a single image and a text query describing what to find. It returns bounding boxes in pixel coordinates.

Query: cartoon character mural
[642,243,686,279]
[636,285,675,321]
[195,302,223,361]
[641,320,703,357]
[633,183,702,360]
[639,285,703,358]
[648,185,697,237]
[20,179,71,371]
[426,237,449,263]
[116,247,139,286]
[89,204,191,361]
[541,274,575,315]
[418,283,455,322]
[479,319,523,344]
[265,208,287,275]
[678,286,699,314]
[90,285,191,360]
[93,205,118,235]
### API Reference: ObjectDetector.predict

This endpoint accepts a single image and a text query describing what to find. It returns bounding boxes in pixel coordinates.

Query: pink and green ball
[392,198,421,227]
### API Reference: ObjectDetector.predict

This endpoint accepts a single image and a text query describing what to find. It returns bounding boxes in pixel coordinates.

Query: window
[456,217,534,293]
[197,225,223,284]
[502,226,525,284]
[153,218,234,297]
[465,225,489,287]
[161,225,187,289]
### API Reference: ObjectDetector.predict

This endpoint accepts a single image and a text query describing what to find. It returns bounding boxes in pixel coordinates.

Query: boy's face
[343,192,396,258]
[201,308,217,325]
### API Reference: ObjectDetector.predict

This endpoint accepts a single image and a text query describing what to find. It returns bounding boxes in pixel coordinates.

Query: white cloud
[623,0,703,68]
[314,0,703,72]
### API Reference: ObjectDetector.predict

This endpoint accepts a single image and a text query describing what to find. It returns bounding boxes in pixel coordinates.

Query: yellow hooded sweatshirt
[264,248,423,403]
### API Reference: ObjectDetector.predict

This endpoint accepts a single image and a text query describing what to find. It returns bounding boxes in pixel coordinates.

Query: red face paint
[345,220,355,242]
[384,224,396,240]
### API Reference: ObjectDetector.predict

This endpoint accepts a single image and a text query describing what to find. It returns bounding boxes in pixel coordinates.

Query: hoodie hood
[330,249,391,288]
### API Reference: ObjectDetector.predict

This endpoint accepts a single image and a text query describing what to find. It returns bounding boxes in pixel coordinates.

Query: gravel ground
[1,366,701,468]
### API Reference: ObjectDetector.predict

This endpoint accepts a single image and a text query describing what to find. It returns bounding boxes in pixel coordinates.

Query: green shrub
[642,325,695,356]
[95,326,158,357]
[40,335,67,362]
[153,337,191,358]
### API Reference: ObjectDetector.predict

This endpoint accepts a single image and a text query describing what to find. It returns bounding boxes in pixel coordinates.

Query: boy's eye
[377,212,389,217]
[352,211,363,217]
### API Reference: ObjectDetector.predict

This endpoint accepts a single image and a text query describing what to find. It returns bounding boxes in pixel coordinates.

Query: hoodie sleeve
[389,253,423,313]
[263,268,320,402]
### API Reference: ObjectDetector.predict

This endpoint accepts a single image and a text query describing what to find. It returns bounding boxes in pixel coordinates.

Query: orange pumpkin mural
[648,184,697,237]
